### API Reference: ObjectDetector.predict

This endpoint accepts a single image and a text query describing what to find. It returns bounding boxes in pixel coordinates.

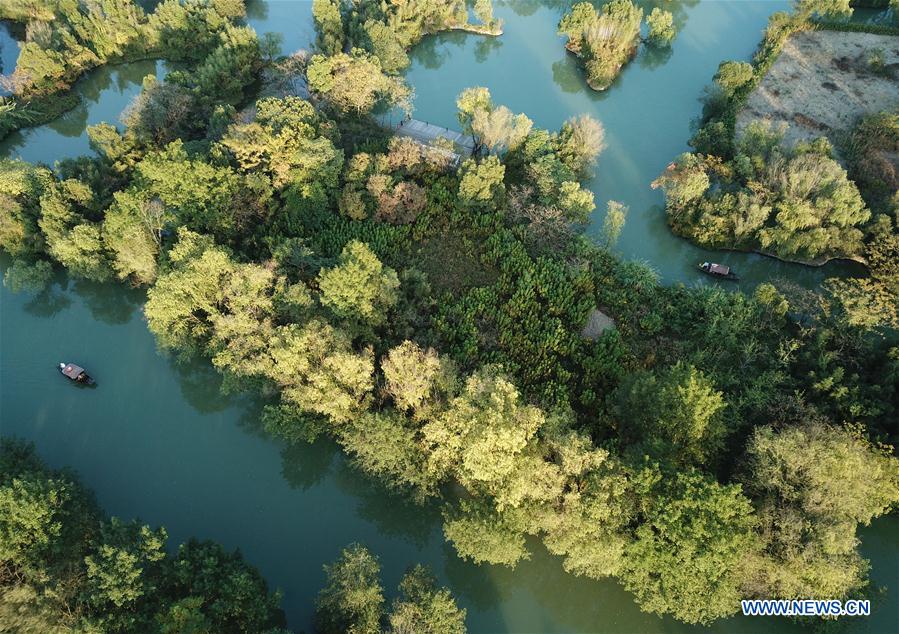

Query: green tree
[0,159,51,258]
[103,190,168,285]
[622,471,759,625]
[156,597,211,634]
[741,421,899,600]
[651,152,710,211]
[456,87,533,155]
[601,200,627,247]
[540,459,633,579]
[558,0,643,90]
[457,156,505,206]
[826,230,899,330]
[645,8,675,47]
[421,369,544,489]
[387,565,466,634]
[307,50,411,116]
[714,61,753,94]
[338,409,440,501]
[132,141,251,242]
[319,240,400,327]
[795,0,853,18]
[38,179,112,282]
[82,519,167,630]
[556,114,605,177]
[381,341,456,417]
[144,229,241,354]
[0,473,73,569]
[472,105,533,154]
[313,0,345,56]
[442,498,530,566]
[315,543,385,634]
[473,0,494,26]
[258,320,375,424]
[364,20,409,74]
[218,96,343,192]
[610,362,727,467]
[757,151,869,260]
[164,539,283,633]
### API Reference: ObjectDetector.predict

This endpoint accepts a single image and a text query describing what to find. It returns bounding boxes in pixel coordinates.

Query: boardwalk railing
[378,115,476,155]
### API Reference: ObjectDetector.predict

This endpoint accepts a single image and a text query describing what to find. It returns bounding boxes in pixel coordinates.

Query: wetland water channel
[0,2,896,632]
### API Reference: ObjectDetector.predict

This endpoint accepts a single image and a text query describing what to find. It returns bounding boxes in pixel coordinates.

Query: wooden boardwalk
[391,118,476,154]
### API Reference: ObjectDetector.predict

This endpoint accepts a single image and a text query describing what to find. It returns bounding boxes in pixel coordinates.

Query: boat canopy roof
[709,263,730,275]
[62,364,85,379]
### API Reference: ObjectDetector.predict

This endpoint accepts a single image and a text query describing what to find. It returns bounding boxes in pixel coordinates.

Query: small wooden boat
[698,262,739,281]
[58,362,95,386]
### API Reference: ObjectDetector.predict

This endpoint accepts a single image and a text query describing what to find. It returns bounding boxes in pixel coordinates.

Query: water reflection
[442,541,504,611]
[0,20,20,82]
[279,438,337,490]
[245,0,270,21]
[474,34,504,63]
[23,286,73,318]
[637,42,674,71]
[70,278,143,325]
[245,0,314,56]
[335,459,443,547]
[552,57,586,94]
[0,60,167,165]
[170,358,239,415]
[410,31,472,70]
[500,0,544,18]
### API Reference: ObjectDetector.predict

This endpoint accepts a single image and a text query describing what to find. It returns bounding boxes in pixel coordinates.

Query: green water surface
[1,2,896,632]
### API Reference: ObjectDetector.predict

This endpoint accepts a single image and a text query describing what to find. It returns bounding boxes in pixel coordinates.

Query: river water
[0,2,896,632]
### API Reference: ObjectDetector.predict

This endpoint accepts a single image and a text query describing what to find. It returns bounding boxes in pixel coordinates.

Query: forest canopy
[1,0,898,630]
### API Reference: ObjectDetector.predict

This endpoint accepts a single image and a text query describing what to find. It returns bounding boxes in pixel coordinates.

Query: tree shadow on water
[72,279,143,325]
[168,356,236,415]
[334,459,443,548]
[23,285,73,318]
[441,541,504,612]
[278,438,337,491]
[474,36,503,64]
[638,43,673,71]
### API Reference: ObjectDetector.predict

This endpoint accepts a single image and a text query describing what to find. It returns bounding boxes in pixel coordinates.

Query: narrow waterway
[3,259,896,632]
[1,2,896,632]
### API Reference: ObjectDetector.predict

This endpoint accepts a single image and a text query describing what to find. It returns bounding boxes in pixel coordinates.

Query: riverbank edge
[444,23,504,37]
[664,13,897,272]
[563,41,638,92]
[0,52,169,144]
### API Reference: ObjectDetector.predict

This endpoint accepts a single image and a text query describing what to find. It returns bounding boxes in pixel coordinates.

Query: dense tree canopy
[656,126,870,261]
[2,3,898,629]
[315,544,466,633]
[558,0,643,90]
[0,439,285,632]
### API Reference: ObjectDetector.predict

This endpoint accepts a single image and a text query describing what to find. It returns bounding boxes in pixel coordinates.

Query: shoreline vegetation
[558,0,675,92]
[0,438,288,633]
[0,438,465,633]
[0,0,279,142]
[1,0,898,631]
[653,2,899,326]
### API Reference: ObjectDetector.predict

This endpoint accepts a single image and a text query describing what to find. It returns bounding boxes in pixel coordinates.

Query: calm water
[0,21,19,80]
[0,59,169,164]
[1,2,896,632]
